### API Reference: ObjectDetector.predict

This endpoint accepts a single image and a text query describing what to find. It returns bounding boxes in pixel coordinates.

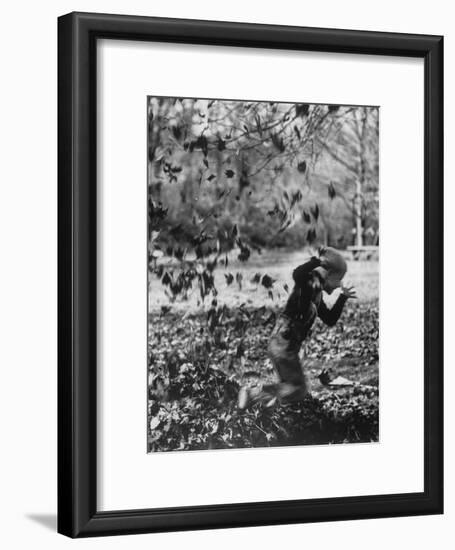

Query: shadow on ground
[26,514,57,532]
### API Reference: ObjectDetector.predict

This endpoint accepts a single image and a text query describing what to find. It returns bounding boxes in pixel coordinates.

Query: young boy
[238,247,356,409]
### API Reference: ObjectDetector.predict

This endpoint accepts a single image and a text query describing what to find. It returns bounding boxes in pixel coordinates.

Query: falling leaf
[255,114,262,136]
[238,244,250,262]
[307,228,316,244]
[278,219,292,233]
[290,190,303,208]
[236,272,243,289]
[271,133,285,153]
[171,125,182,140]
[297,161,307,173]
[161,272,172,286]
[261,274,275,289]
[295,104,310,117]
[268,205,279,217]
[251,273,261,284]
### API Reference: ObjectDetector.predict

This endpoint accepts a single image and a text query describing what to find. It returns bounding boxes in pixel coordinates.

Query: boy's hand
[341,284,357,299]
[317,246,330,268]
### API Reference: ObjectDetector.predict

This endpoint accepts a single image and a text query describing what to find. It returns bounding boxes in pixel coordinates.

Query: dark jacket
[280,256,347,346]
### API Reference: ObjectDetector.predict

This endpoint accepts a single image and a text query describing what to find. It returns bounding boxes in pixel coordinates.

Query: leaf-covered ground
[148,299,379,452]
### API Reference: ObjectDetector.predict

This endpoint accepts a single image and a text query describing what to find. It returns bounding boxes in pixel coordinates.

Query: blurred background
[148,98,378,249]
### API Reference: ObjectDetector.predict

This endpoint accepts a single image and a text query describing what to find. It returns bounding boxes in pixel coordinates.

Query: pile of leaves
[148,302,379,452]
[148,382,378,452]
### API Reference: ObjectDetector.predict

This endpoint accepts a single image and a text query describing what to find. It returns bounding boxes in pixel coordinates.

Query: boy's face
[323,274,342,294]
[315,266,342,294]
[318,249,346,294]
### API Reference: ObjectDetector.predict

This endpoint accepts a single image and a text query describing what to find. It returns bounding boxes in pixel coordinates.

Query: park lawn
[148,299,379,401]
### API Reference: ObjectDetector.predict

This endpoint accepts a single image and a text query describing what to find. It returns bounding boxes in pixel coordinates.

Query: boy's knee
[268,334,281,356]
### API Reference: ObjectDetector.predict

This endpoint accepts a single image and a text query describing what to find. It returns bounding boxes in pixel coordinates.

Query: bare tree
[316,106,379,246]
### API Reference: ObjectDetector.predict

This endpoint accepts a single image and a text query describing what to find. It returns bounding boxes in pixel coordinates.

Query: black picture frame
[58,11,443,538]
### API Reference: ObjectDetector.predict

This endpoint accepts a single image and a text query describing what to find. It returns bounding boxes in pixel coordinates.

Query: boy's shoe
[238,386,278,409]
[237,386,250,410]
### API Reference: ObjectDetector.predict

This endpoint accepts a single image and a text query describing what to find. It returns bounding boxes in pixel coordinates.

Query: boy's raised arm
[292,256,321,286]
[317,294,348,326]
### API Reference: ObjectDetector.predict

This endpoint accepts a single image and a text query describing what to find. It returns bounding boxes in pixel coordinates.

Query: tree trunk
[355,108,368,247]
[355,177,363,247]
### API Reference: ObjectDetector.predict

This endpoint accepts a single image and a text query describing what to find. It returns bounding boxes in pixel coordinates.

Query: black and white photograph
[147,97,379,452]
[0,1,446,545]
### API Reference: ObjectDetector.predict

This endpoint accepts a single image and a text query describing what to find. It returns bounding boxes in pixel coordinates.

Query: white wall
[0,1,450,548]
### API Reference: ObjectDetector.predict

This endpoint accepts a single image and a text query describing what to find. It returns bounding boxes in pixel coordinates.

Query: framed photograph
[58,12,443,537]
